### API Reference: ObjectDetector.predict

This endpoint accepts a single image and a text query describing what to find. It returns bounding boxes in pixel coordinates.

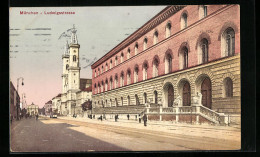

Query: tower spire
[64,40,69,54]
[71,24,78,44]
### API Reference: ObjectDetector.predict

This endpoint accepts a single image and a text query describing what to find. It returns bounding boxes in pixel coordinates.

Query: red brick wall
[161,114,176,121]
[179,115,196,123]
[147,115,160,121]
[92,5,240,95]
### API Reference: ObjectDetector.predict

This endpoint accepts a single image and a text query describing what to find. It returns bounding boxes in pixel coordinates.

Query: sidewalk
[56,116,241,142]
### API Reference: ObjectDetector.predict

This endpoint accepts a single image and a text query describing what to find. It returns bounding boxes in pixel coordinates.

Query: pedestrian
[127,114,130,120]
[139,114,141,123]
[143,114,147,126]
[36,114,38,121]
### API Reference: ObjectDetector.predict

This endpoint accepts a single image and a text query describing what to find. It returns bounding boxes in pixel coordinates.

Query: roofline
[91,5,185,69]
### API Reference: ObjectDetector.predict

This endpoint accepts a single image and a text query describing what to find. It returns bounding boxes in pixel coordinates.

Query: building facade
[91,5,240,124]
[27,103,39,116]
[10,81,20,119]
[44,100,52,116]
[59,25,92,116]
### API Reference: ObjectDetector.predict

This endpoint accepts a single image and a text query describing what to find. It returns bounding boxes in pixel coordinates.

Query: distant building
[44,100,52,116]
[10,81,20,119]
[27,103,39,116]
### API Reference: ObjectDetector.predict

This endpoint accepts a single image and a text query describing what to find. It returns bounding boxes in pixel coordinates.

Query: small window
[143,38,148,50]
[181,13,188,29]
[73,55,76,62]
[166,22,171,38]
[127,48,131,59]
[66,64,69,70]
[224,77,233,97]
[153,31,158,45]
[201,38,208,63]
[135,43,138,55]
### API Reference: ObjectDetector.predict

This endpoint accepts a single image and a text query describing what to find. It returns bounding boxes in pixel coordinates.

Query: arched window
[181,13,188,29]
[154,91,158,104]
[127,96,130,105]
[127,69,131,85]
[94,70,96,77]
[97,83,100,93]
[153,58,159,77]
[66,64,69,70]
[105,79,108,91]
[143,38,148,50]
[223,28,235,57]
[105,63,108,71]
[153,31,158,45]
[94,84,97,94]
[121,97,123,106]
[101,81,104,92]
[73,55,76,62]
[115,56,118,66]
[166,22,171,38]
[180,47,188,69]
[143,62,148,80]
[98,68,100,75]
[135,43,138,55]
[127,48,131,59]
[101,66,104,74]
[134,66,139,83]
[110,77,113,90]
[224,77,233,97]
[120,72,124,87]
[110,60,113,69]
[165,53,172,74]
[199,5,207,19]
[115,75,118,88]
[115,98,118,107]
[135,94,140,105]
[143,93,147,104]
[121,53,124,63]
[201,38,209,64]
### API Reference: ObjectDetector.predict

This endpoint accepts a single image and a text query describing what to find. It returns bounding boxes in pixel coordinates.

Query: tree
[81,100,92,111]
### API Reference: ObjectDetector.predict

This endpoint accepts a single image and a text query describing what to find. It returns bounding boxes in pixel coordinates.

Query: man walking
[143,114,147,126]
[127,114,130,120]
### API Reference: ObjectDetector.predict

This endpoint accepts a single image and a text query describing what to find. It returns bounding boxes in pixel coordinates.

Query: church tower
[62,41,69,93]
[67,25,81,91]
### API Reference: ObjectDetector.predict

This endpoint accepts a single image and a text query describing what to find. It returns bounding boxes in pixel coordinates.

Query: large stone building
[60,25,92,116]
[91,5,240,125]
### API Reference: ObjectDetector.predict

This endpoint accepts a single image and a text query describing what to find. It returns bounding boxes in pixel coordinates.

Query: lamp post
[16,77,24,120]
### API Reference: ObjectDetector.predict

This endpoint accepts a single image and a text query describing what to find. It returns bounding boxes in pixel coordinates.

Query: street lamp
[16,77,24,120]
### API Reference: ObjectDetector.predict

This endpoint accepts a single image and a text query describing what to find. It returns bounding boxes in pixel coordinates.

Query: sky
[9,6,166,108]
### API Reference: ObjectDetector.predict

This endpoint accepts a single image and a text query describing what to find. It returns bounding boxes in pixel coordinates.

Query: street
[10,116,241,152]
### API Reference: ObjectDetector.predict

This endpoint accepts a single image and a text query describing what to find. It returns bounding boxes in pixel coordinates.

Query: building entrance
[168,85,174,107]
[201,77,212,109]
[183,82,191,106]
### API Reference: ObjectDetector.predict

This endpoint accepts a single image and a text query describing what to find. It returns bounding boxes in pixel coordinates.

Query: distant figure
[93,115,95,119]
[36,114,38,121]
[143,114,147,126]
[138,114,141,123]
[115,115,117,122]
[127,114,130,120]
[135,115,137,121]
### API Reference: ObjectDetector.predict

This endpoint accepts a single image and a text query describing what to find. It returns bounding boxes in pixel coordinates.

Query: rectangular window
[204,6,207,17]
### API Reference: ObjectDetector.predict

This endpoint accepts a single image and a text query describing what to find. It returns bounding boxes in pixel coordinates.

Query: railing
[178,106,196,113]
[148,108,160,113]
[200,105,223,123]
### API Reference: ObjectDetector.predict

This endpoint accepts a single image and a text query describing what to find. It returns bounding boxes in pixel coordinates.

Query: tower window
[73,55,76,62]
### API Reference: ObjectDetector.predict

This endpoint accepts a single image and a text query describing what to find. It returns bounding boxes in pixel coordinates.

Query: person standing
[138,114,141,123]
[143,114,147,126]
[127,114,130,120]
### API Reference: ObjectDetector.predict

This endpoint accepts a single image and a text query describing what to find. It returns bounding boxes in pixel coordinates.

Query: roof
[45,100,52,104]
[91,5,185,69]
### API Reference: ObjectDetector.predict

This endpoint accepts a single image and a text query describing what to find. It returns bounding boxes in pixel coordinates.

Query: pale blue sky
[9,6,166,108]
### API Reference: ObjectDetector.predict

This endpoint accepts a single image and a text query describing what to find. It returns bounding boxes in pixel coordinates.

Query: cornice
[91,5,185,69]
